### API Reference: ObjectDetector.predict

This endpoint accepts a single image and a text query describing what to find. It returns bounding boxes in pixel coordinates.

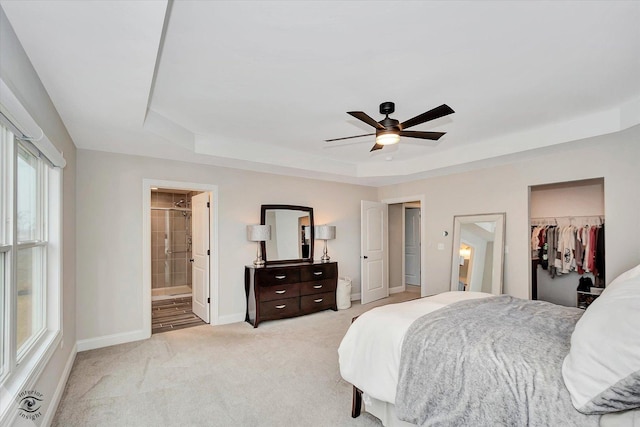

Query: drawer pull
[275,304,286,309]
[275,275,286,280]
[313,285,323,289]
[313,271,323,276]
[314,298,323,303]
[275,290,286,294]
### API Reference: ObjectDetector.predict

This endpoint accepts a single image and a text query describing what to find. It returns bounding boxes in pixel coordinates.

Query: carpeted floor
[152,296,206,334]
[53,289,420,426]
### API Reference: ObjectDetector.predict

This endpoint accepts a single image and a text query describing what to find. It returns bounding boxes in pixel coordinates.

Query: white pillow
[607,263,640,287]
[562,265,640,414]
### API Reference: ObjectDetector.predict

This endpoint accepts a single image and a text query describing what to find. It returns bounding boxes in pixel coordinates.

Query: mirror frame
[450,213,505,295]
[260,204,314,265]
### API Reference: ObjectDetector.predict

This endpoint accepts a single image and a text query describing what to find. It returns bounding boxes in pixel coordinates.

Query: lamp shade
[247,224,271,242]
[314,225,336,240]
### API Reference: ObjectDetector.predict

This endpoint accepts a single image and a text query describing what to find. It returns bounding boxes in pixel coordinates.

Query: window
[16,144,47,357]
[0,118,62,419]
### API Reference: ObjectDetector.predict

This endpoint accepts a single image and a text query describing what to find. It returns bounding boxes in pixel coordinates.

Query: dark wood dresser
[245,261,338,328]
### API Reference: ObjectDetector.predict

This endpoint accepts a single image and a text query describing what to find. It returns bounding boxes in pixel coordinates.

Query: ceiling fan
[325,102,455,152]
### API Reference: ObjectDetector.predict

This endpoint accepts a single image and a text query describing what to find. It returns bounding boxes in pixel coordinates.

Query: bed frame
[350,315,363,418]
[352,386,363,418]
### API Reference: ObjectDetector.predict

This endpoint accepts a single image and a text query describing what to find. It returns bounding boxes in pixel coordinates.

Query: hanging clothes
[531,219,604,279]
[595,224,605,282]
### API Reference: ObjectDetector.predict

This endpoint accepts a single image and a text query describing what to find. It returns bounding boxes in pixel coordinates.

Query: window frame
[0,123,63,424]
[15,141,49,360]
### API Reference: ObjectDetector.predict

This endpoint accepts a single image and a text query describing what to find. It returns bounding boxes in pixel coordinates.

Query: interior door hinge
[207,202,210,208]
[207,297,210,304]
[207,249,210,255]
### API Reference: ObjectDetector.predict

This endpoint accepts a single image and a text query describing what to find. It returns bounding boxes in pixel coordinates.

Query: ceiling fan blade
[348,111,386,130]
[400,104,455,130]
[324,133,375,143]
[370,143,384,152]
[399,130,446,140]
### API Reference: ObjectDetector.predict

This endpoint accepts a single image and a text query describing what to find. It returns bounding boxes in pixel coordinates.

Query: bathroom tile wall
[151,190,192,289]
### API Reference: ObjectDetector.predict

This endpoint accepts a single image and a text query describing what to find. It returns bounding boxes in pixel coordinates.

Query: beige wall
[530,179,604,218]
[1,6,77,424]
[76,125,640,347]
[75,149,377,343]
[378,125,640,298]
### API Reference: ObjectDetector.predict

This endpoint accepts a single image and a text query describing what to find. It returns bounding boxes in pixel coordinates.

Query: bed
[338,265,640,427]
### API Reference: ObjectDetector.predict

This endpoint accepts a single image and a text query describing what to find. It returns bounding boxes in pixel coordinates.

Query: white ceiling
[2,1,639,186]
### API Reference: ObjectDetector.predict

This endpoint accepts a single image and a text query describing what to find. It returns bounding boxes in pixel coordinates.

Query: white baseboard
[76,329,149,352]
[217,313,246,325]
[350,286,407,301]
[41,343,77,426]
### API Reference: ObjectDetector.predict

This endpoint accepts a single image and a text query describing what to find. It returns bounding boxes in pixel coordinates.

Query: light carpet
[53,290,420,426]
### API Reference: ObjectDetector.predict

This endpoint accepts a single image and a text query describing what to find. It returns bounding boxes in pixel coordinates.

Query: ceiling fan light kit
[376,131,401,146]
[326,101,455,152]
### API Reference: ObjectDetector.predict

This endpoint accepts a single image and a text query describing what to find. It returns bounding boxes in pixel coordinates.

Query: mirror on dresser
[450,213,505,295]
[261,204,314,264]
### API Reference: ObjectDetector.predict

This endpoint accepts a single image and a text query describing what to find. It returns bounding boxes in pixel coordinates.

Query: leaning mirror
[261,204,314,264]
[450,213,505,295]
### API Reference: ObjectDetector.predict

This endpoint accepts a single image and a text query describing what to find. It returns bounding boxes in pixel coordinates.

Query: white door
[361,201,389,304]
[405,207,421,285]
[191,192,210,323]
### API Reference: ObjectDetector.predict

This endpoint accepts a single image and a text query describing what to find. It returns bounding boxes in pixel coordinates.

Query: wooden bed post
[352,386,363,418]
[350,315,362,418]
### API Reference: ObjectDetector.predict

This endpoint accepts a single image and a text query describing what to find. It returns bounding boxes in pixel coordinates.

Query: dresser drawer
[246,262,339,328]
[260,297,300,319]
[255,267,300,286]
[300,263,337,282]
[299,279,336,296]
[300,291,335,312]
[259,283,300,302]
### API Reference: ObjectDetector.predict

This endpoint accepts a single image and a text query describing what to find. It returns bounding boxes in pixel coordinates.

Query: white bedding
[337,291,492,404]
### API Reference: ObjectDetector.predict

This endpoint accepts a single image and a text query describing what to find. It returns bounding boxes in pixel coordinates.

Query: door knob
[363,256,368,259]
[189,259,194,263]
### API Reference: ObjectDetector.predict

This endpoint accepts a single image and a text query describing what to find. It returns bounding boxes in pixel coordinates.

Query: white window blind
[0,78,66,168]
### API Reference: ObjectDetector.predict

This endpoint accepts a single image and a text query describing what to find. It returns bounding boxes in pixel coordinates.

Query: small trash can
[337,276,352,310]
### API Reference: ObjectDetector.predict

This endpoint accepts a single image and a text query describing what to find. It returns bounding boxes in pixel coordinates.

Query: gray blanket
[395,295,600,427]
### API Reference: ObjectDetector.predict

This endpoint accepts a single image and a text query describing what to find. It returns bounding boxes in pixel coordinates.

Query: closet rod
[530,215,604,225]
[531,215,604,219]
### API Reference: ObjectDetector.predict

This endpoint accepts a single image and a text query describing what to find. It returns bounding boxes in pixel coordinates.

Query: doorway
[150,188,209,334]
[360,195,425,304]
[404,206,421,287]
[142,179,218,337]
[388,201,422,293]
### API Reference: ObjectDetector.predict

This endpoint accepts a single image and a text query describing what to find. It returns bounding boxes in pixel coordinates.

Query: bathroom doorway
[150,188,206,333]
[142,179,218,336]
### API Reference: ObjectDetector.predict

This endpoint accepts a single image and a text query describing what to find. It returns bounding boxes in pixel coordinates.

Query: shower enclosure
[151,193,193,300]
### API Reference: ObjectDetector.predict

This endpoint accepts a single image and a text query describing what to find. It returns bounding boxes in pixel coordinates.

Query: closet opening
[529,178,605,309]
